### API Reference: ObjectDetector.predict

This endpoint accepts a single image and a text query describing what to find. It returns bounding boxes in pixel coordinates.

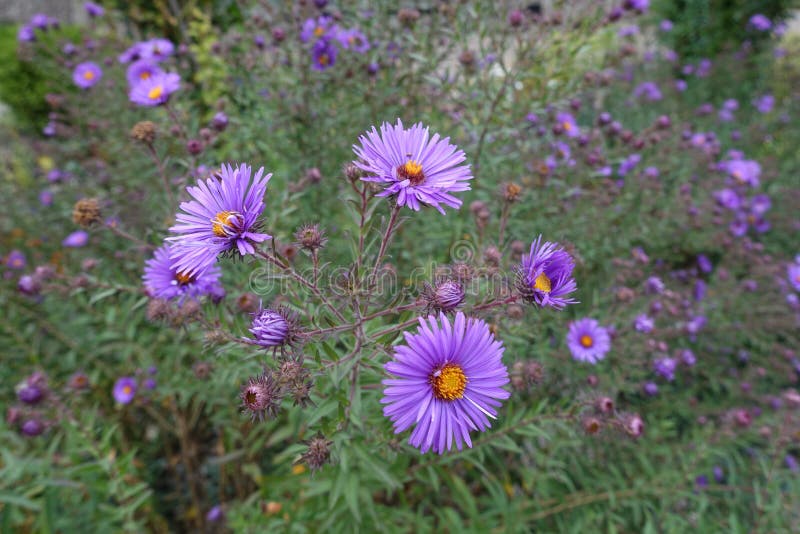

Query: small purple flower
[754,94,774,114]
[143,244,223,302]
[168,163,272,276]
[714,188,741,210]
[139,38,174,61]
[113,377,137,404]
[643,382,659,396]
[645,276,664,294]
[697,254,713,273]
[696,475,709,488]
[18,25,35,43]
[680,349,696,366]
[21,419,45,437]
[43,122,56,137]
[30,13,50,30]
[713,466,725,482]
[118,43,142,63]
[694,279,707,301]
[301,16,337,43]
[249,308,293,347]
[311,39,338,71]
[206,505,225,522]
[749,14,772,31]
[73,62,103,89]
[126,59,163,86]
[750,194,771,216]
[654,357,677,381]
[516,236,577,309]
[128,71,180,106]
[788,263,800,292]
[556,112,580,138]
[18,385,44,405]
[675,79,688,92]
[6,250,26,270]
[353,119,472,214]
[84,2,104,17]
[787,454,799,473]
[633,81,662,101]
[337,28,370,53]
[63,231,89,248]
[566,318,611,364]
[686,315,707,335]
[381,312,510,454]
[634,314,654,333]
[618,25,639,37]
[644,166,659,178]
[212,112,228,131]
[660,20,673,32]
[618,154,641,177]
[723,158,761,187]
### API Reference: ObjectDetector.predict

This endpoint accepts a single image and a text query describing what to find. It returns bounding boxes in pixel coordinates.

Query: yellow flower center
[318,54,329,66]
[175,271,194,285]
[212,211,243,237]
[397,160,425,185]
[148,85,164,100]
[746,214,755,225]
[431,363,467,401]
[533,272,552,293]
[83,70,95,80]
[140,71,151,80]
[314,26,325,37]
[562,121,572,131]
[122,385,132,395]
[580,335,594,348]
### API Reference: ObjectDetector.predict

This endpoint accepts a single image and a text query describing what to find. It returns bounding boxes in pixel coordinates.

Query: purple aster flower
[696,475,709,488]
[643,382,658,396]
[556,112,580,138]
[749,14,772,31]
[300,16,336,43]
[113,376,137,404]
[675,79,688,92]
[634,313,654,333]
[633,81,662,101]
[697,254,712,274]
[30,13,50,29]
[686,315,707,335]
[644,166,660,178]
[18,25,35,43]
[618,154,641,177]
[212,112,228,131]
[311,38,338,71]
[654,357,677,381]
[126,59,163,86]
[680,349,696,366]
[84,2,104,17]
[139,38,174,61]
[788,263,800,292]
[787,454,799,473]
[353,119,472,214]
[566,318,611,364]
[248,307,294,347]
[43,122,56,137]
[143,244,223,302]
[754,94,774,114]
[118,43,143,63]
[128,71,180,106]
[750,194,771,216]
[618,25,639,37]
[21,419,45,437]
[18,385,44,405]
[723,158,761,187]
[73,62,102,89]
[63,231,89,248]
[660,19,673,32]
[694,279,707,301]
[6,250,26,270]
[337,28,370,53]
[18,275,40,295]
[646,276,665,294]
[62,42,77,55]
[168,163,272,276]
[206,505,225,523]
[516,235,577,309]
[381,312,510,454]
[713,188,741,210]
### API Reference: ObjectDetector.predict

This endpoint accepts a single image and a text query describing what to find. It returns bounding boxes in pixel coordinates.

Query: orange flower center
[212,211,243,237]
[533,272,552,293]
[83,70,95,80]
[175,271,194,285]
[314,27,325,37]
[318,54,329,66]
[140,71,151,80]
[122,385,132,395]
[431,363,467,401]
[397,160,425,185]
[580,335,594,348]
[148,85,164,100]
[562,121,572,131]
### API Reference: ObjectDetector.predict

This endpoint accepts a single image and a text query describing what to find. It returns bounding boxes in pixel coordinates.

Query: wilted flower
[72,198,102,227]
[516,235,577,309]
[566,318,611,364]
[300,434,333,471]
[240,373,281,420]
[168,163,272,276]
[353,119,472,214]
[381,312,509,454]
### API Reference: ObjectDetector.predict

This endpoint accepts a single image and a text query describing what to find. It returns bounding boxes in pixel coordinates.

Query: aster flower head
[248,307,297,347]
[18,25,35,43]
[84,2,104,17]
[654,357,677,381]
[240,373,282,421]
[168,163,272,276]
[126,59,163,86]
[113,376,137,404]
[301,16,337,43]
[421,279,465,313]
[337,28,370,53]
[73,62,102,89]
[723,158,761,187]
[143,244,223,302]
[311,38,338,71]
[353,119,472,214]
[787,263,800,292]
[129,71,180,106]
[139,38,174,61]
[6,250,26,270]
[63,231,89,248]
[754,94,774,114]
[382,312,509,454]
[516,235,577,309]
[566,318,611,364]
[749,14,772,31]
[634,313,654,333]
[714,188,741,210]
[556,112,580,138]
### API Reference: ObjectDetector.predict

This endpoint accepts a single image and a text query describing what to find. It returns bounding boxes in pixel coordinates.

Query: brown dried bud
[596,396,614,414]
[130,121,156,144]
[483,246,502,267]
[264,501,282,515]
[583,416,602,435]
[301,434,332,471]
[192,361,213,380]
[305,167,322,184]
[397,8,420,27]
[344,162,364,181]
[616,287,635,302]
[502,182,522,202]
[507,304,524,320]
[458,50,476,68]
[237,292,260,314]
[294,223,327,251]
[146,298,170,322]
[72,198,101,227]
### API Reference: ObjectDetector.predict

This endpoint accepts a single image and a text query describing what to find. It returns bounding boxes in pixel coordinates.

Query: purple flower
[654,357,677,381]
[750,194,771,216]
[516,235,577,309]
[337,28,370,53]
[618,25,639,37]
[126,59,163,86]
[618,154,641,177]
[249,307,293,347]
[353,119,472,214]
[787,454,799,473]
[118,43,142,63]
[566,318,611,364]
[113,377,137,404]
[556,112,580,138]
[634,314,654,333]
[18,385,44,404]
[128,71,180,106]
[63,231,89,248]
[749,14,772,31]
[21,419,45,437]
[754,94,774,114]
[143,244,223,301]
[645,276,664,294]
[84,2,104,17]
[381,312,510,454]
[139,38,174,61]
[788,263,800,292]
[73,62,102,89]
[714,188,741,210]
[18,25,35,43]
[206,505,225,523]
[675,79,688,92]
[660,20,673,32]
[6,250,26,270]
[680,349,696,366]
[30,14,50,29]
[633,81,662,101]
[686,315,707,335]
[168,163,272,276]
[301,16,337,43]
[43,123,56,137]
[212,112,228,131]
[644,166,659,178]
[311,39,338,71]
[722,158,761,187]
[694,279,707,301]
[697,254,713,273]
[643,382,658,396]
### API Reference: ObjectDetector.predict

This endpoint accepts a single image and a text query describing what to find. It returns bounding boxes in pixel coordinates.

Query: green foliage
[0,25,49,129]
